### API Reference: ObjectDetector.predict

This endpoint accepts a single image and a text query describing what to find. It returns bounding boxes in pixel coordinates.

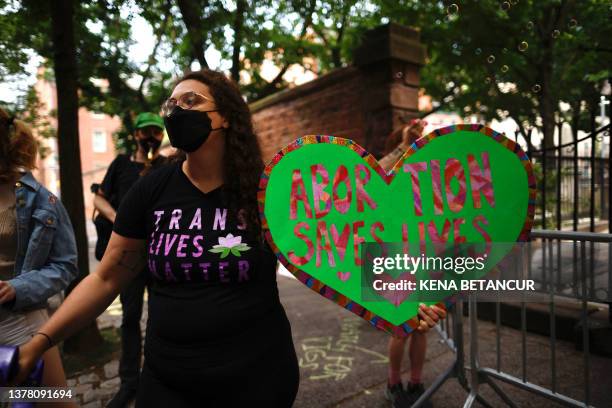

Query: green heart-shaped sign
[258,125,535,336]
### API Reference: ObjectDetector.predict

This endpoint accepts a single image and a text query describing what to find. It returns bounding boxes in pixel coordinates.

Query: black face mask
[163,106,223,152]
[138,137,162,156]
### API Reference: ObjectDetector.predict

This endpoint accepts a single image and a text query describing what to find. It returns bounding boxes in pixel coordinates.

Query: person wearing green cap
[92,112,167,408]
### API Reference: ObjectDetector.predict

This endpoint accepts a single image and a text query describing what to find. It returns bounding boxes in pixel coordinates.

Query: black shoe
[405,382,433,408]
[384,382,413,408]
[106,386,137,408]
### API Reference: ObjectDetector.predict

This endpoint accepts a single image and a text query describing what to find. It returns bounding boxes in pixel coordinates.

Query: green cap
[134,112,164,130]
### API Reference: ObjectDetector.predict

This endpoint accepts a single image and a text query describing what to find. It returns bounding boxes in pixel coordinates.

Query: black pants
[134,313,300,407]
[118,271,148,391]
[135,346,299,407]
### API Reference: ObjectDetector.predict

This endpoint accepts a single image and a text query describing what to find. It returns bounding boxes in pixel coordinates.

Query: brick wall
[251,23,425,162]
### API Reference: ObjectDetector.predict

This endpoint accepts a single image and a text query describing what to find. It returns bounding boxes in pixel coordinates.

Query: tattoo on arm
[116,249,147,273]
[379,147,406,172]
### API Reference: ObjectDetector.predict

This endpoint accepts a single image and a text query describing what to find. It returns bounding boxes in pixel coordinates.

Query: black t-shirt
[113,161,289,375]
[100,154,167,208]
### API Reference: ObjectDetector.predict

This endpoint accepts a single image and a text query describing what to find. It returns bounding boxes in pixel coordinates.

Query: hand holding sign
[258,125,535,336]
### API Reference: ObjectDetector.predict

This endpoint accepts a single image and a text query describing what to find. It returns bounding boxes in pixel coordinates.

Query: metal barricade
[413,229,612,408]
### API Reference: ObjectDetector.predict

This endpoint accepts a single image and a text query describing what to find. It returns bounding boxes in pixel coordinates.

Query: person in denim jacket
[3,172,78,310]
[0,107,78,405]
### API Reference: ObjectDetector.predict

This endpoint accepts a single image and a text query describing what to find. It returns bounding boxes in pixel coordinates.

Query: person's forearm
[18,270,120,375]
[379,146,407,172]
[37,273,116,345]
[94,194,116,223]
[28,244,145,354]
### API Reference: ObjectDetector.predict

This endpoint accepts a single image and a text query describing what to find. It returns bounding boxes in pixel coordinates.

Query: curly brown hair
[170,70,265,242]
[0,107,38,183]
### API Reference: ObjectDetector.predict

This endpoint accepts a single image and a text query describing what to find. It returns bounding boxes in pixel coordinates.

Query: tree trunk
[176,0,210,69]
[539,0,572,153]
[49,0,103,352]
[230,0,246,82]
[539,46,555,152]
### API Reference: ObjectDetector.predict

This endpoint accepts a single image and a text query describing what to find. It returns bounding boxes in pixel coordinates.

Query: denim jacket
[3,172,78,311]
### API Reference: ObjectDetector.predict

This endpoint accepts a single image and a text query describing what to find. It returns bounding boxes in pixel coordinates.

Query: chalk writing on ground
[298,318,388,381]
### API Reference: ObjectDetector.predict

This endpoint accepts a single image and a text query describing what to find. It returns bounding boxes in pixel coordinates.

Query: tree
[175,0,211,69]
[371,0,612,149]
[165,0,379,100]
[49,0,104,351]
[76,0,175,152]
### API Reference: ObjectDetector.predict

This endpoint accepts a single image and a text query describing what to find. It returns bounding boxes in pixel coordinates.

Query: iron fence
[416,229,612,408]
[521,123,611,232]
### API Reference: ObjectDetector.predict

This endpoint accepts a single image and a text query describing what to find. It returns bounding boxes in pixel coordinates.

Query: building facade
[32,74,120,230]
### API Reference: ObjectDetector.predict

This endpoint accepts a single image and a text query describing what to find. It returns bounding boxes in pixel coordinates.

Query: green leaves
[208,242,251,258]
[208,246,232,258]
[376,0,611,143]
[3,0,608,154]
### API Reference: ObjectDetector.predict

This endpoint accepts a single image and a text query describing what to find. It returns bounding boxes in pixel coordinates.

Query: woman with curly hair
[1,107,78,407]
[13,70,299,407]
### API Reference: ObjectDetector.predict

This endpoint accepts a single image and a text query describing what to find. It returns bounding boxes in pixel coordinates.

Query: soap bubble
[532,84,541,93]
[501,65,509,72]
[451,42,462,56]
[485,77,492,84]
[518,41,528,51]
[395,71,403,79]
[447,3,459,14]
[487,55,496,64]
[501,1,511,10]
[552,30,560,38]
[502,48,508,54]
[526,21,534,30]
[475,48,482,55]
[568,19,578,29]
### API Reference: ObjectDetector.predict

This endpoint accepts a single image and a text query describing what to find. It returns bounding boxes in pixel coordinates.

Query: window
[92,130,107,153]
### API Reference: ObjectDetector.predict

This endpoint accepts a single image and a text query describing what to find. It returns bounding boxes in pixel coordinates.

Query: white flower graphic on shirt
[208,233,251,258]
